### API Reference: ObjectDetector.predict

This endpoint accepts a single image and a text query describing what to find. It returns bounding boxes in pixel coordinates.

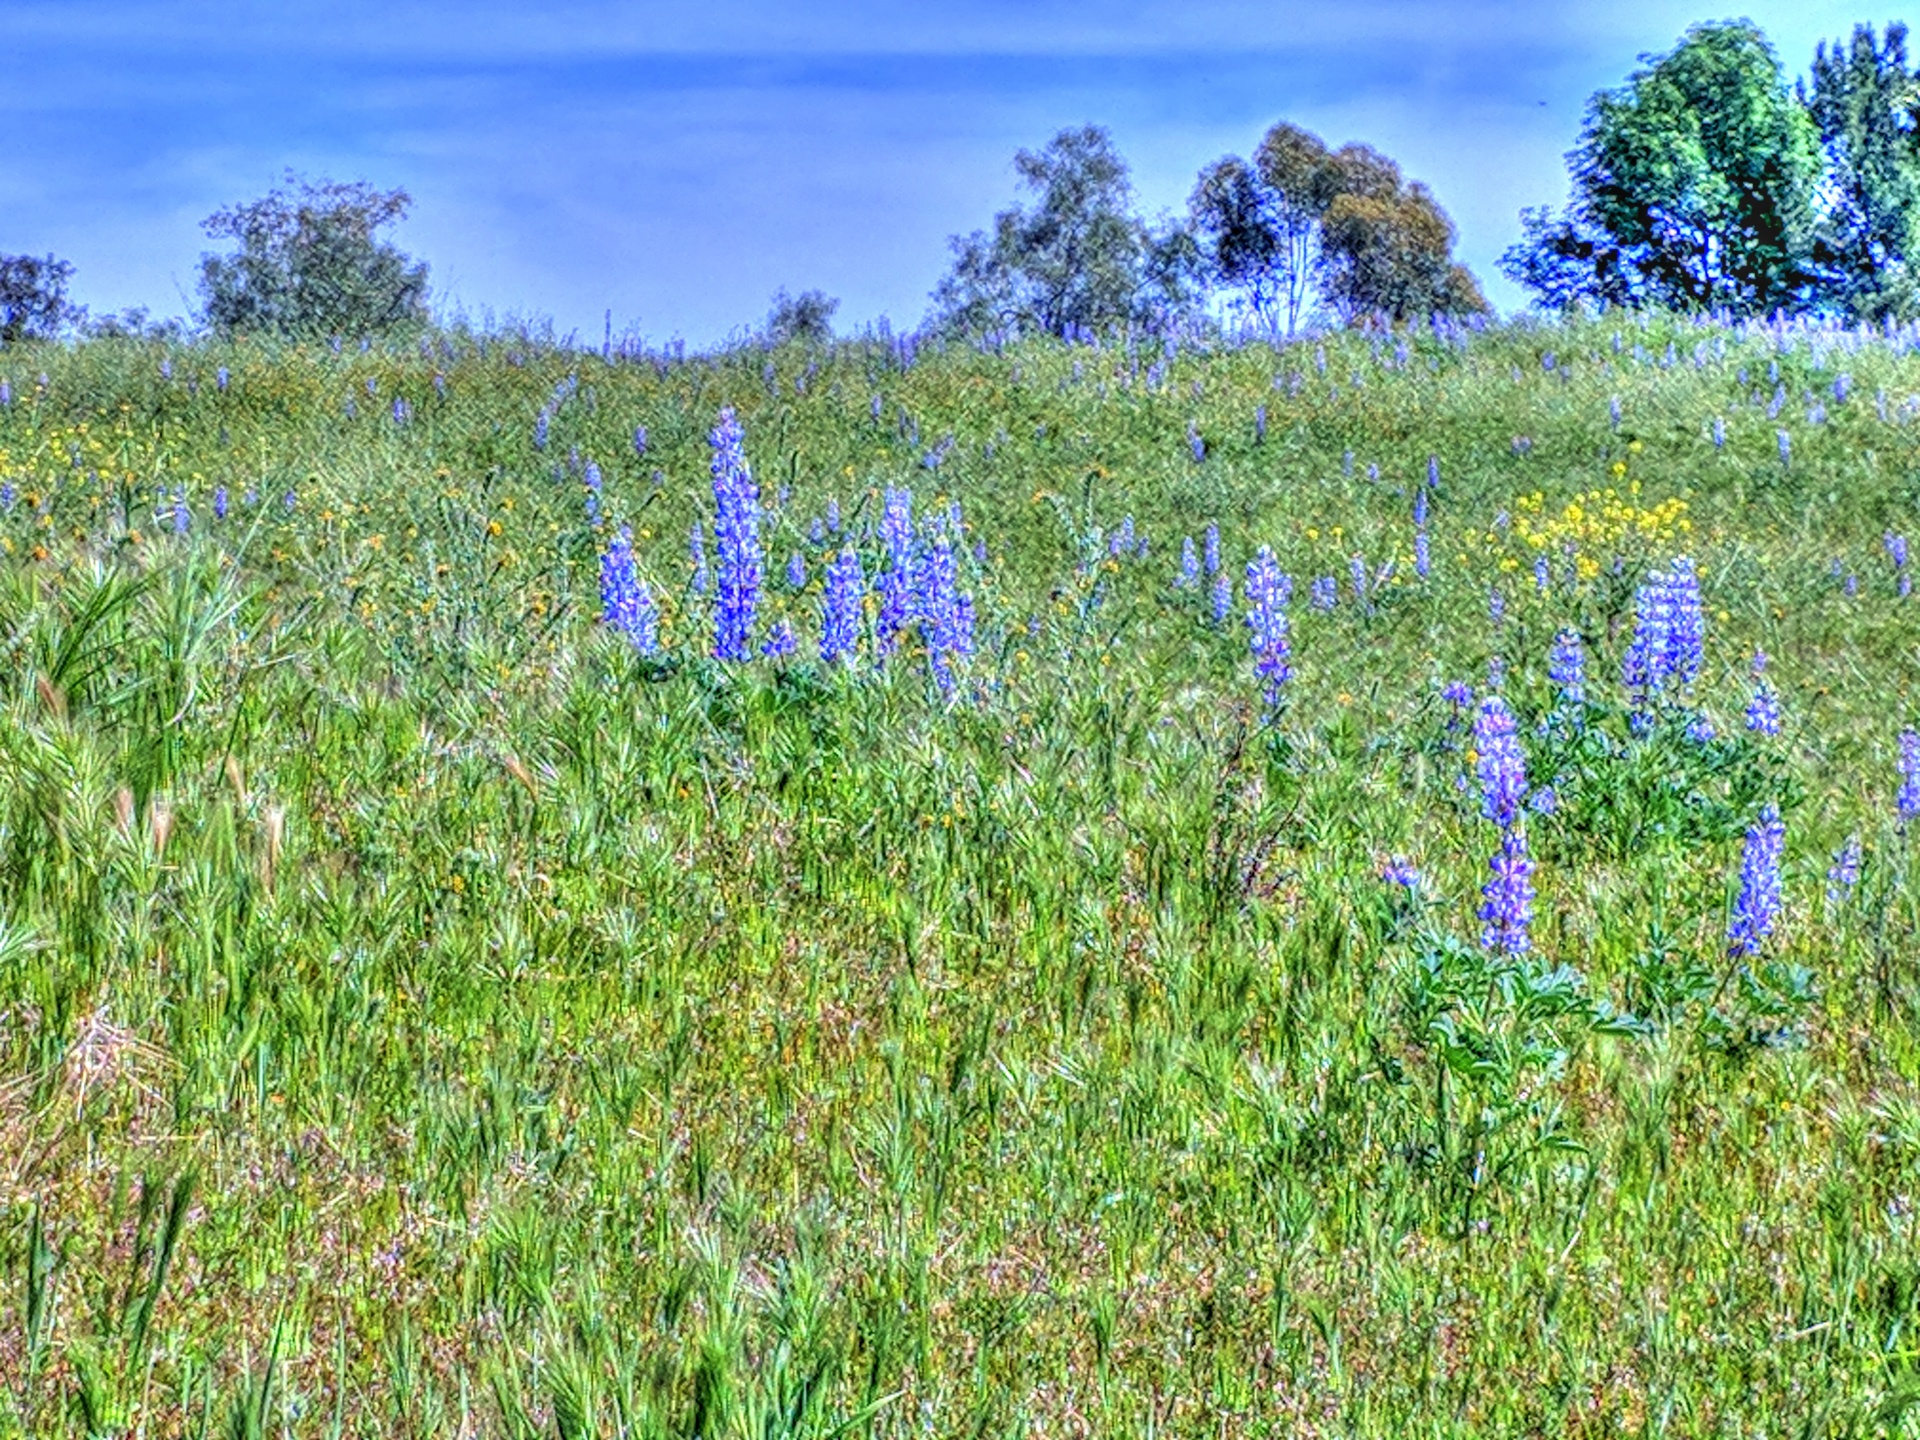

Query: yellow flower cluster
[1507,483,1691,580]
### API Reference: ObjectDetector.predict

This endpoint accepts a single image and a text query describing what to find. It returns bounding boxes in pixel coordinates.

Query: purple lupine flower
[282,489,296,512]
[1609,395,1621,429]
[786,552,806,589]
[1899,729,1920,823]
[1827,835,1863,909]
[533,410,550,450]
[1414,529,1430,579]
[1623,558,1703,705]
[877,486,916,652]
[1534,555,1551,593]
[171,490,189,535]
[1726,803,1785,959]
[0,380,10,406]
[213,486,228,521]
[216,366,230,391]
[599,525,659,653]
[1712,416,1726,448]
[433,372,446,399]
[1488,587,1506,626]
[762,619,796,658]
[633,425,648,456]
[1746,684,1781,736]
[1254,405,1267,443]
[1473,696,1528,827]
[1836,373,1852,404]
[1109,515,1136,558]
[1244,546,1292,712]
[1204,523,1220,576]
[870,393,883,421]
[1426,455,1439,490]
[1343,449,1354,477]
[917,531,971,691]
[1486,654,1507,691]
[1350,555,1369,605]
[1549,629,1585,708]
[1310,576,1337,611]
[809,517,825,545]
[365,375,378,397]
[583,462,603,524]
[826,498,842,534]
[1480,824,1535,955]
[1412,486,1428,529]
[1778,430,1792,467]
[1178,536,1200,590]
[1442,680,1473,709]
[709,407,762,660]
[1187,423,1206,463]
[820,548,865,664]
[1380,857,1420,889]
[1210,570,1233,625]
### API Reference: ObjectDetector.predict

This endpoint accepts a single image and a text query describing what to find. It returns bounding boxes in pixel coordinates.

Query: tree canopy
[1186,125,1486,334]
[1502,19,1920,321]
[0,254,76,344]
[198,174,430,340]
[930,126,1199,338]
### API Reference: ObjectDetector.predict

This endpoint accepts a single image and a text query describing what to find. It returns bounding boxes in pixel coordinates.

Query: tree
[1804,23,1920,320]
[765,288,839,344]
[1189,122,1343,334]
[1503,21,1819,316]
[1316,146,1486,322]
[931,126,1195,336]
[198,174,429,340]
[0,253,76,344]
[1190,125,1482,331]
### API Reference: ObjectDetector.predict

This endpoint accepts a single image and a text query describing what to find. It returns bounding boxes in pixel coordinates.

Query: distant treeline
[2,18,1915,346]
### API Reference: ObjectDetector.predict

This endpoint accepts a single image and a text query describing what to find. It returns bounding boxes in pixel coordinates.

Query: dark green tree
[1504,21,1819,316]
[198,174,429,340]
[1804,23,1920,320]
[0,254,76,344]
[931,126,1197,336]
[765,288,839,345]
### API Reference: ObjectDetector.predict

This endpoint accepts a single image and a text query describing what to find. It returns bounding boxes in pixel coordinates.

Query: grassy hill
[1,314,1919,1435]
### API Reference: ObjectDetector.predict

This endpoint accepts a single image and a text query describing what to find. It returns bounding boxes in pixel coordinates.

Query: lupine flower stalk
[709,407,762,660]
[1726,804,1785,959]
[1244,547,1292,712]
[820,548,865,664]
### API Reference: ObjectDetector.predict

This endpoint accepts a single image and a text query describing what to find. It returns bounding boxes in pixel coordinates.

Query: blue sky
[1,1,1897,344]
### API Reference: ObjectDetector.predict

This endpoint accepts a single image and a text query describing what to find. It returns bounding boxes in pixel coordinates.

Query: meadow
[0,312,1918,1436]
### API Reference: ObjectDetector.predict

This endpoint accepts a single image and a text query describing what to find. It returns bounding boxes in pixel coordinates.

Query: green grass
[1,316,1919,1435]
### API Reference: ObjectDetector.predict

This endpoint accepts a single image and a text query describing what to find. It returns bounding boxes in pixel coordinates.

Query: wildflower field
[3,314,1920,1436]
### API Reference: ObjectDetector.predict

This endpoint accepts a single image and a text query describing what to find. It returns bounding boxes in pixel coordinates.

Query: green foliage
[0,254,76,345]
[931,125,1198,336]
[1506,21,1821,316]
[1190,125,1486,333]
[1804,23,1920,321]
[197,173,429,341]
[764,288,839,346]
